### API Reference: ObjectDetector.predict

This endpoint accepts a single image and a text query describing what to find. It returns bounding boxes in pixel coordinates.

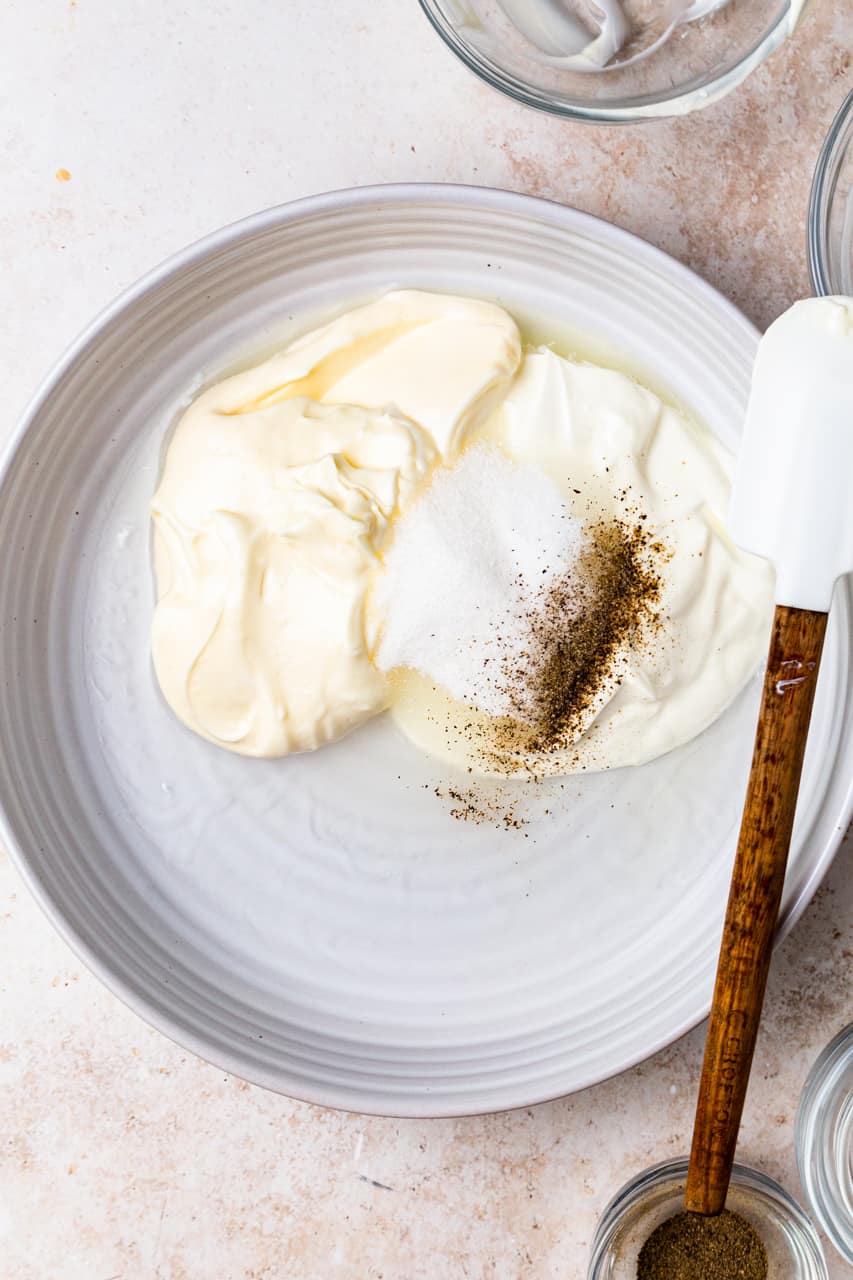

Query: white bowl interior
[1,187,851,1115]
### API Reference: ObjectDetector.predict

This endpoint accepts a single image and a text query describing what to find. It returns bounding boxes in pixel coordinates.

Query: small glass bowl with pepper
[588,1157,828,1280]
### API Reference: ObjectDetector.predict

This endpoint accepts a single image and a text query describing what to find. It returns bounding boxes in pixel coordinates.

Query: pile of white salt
[374,444,590,720]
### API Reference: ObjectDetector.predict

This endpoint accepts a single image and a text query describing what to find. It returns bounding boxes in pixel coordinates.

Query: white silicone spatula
[685,296,853,1214]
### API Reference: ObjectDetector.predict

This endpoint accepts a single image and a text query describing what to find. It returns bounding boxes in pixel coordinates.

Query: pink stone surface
[1,2,852,1276]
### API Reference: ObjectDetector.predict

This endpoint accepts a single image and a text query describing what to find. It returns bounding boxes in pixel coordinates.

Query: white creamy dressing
[151,291,774,775]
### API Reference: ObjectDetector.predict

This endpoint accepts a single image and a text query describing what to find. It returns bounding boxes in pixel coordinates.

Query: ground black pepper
[432,784,528,831]
[467,512,667,775]
[426,490,670,824]
[510,517,664,750]
[636,1210,768,1280]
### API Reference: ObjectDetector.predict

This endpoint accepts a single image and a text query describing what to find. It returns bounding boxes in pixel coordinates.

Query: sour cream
[386,349,775,775]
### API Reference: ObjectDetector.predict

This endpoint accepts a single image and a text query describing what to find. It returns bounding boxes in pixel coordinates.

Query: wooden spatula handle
[685,603,828,1215]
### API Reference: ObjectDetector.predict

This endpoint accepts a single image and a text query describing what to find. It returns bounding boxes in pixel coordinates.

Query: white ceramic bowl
[1,185,851,1117]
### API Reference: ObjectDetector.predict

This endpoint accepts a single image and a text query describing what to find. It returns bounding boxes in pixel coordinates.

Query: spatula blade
[728,296,853,612]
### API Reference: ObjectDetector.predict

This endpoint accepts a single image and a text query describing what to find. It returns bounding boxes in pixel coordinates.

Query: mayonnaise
[150,291,521,756]
[209,289,522,457]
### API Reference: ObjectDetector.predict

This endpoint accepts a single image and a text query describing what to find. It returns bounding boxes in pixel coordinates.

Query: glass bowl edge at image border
[808,88,853,297]
[796,1021,853,1266]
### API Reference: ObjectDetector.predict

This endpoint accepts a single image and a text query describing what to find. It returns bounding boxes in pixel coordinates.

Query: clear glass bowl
[809,90,853,296]
[418,1,808,122]
[797,1023,853,1265]
[588,1156,829,1278]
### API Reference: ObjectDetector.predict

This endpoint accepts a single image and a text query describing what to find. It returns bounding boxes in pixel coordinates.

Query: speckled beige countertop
[1,3,852,1277]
